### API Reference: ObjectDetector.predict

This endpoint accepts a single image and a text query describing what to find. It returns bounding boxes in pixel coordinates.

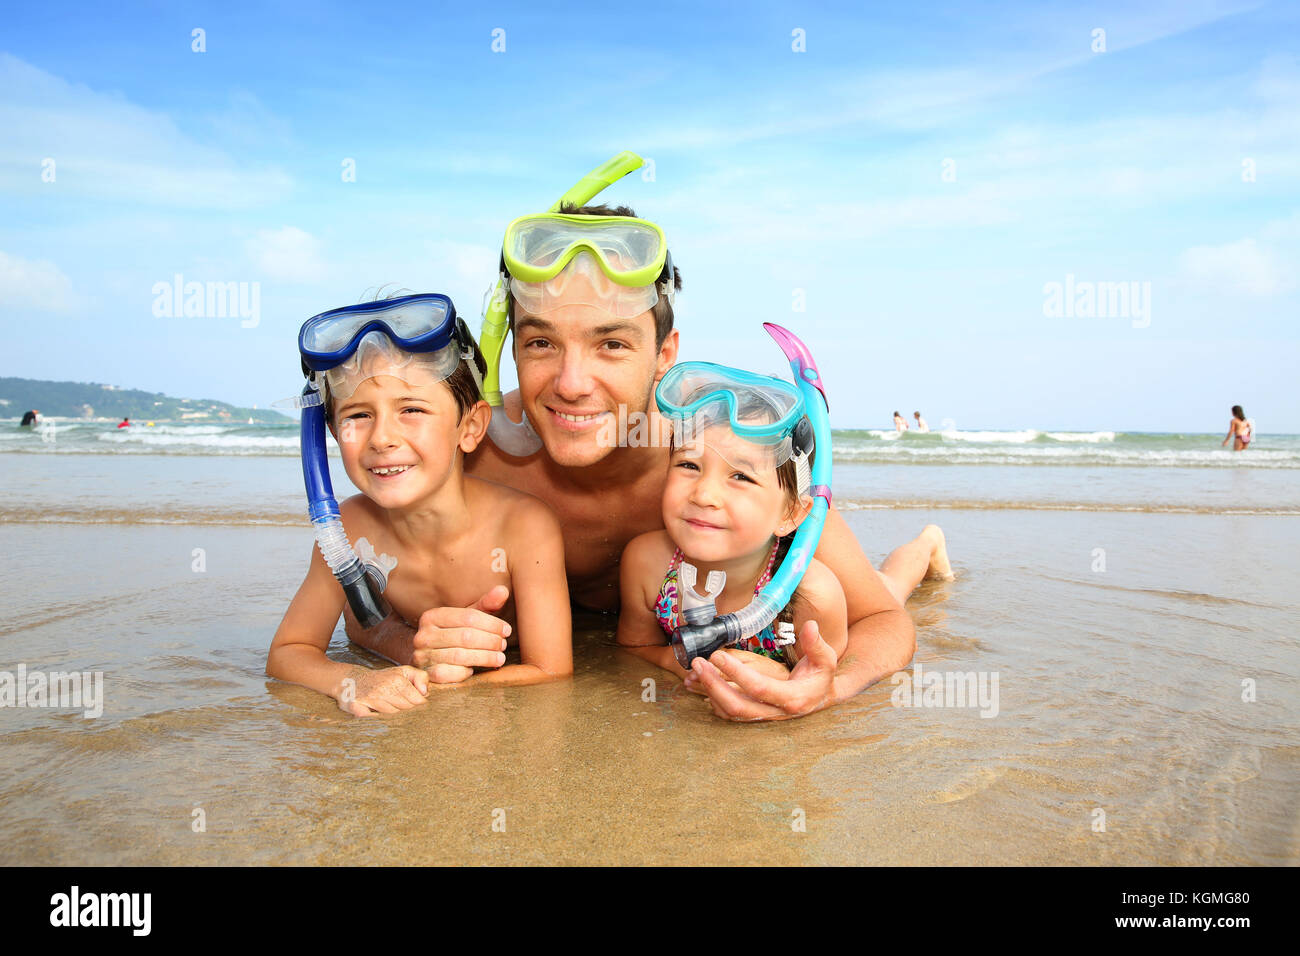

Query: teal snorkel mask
[295,293,479,628]
[479,150,674,456]
[656,323,833,669]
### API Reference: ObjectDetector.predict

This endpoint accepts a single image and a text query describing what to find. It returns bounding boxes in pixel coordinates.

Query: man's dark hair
[508,202,682,348]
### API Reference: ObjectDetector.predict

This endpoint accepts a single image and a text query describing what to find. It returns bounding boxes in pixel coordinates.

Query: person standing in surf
[1222,405,1254,451]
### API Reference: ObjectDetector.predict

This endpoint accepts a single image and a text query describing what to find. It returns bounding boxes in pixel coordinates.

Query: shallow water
[1,497,1295,865]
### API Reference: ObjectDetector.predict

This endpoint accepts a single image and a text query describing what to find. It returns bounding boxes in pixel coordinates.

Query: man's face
[512,298,678,468]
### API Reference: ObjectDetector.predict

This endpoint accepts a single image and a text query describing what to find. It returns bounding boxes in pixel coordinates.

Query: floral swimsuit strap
[653,542,780,636]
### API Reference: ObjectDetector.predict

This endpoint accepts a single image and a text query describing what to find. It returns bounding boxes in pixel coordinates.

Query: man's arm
[817,506,917,697]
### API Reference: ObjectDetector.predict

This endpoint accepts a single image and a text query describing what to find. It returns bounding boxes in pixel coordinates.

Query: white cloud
[0,54,293,207]
[245,227,327,283]
[0,250,78,311]
[1179,238,1294,297]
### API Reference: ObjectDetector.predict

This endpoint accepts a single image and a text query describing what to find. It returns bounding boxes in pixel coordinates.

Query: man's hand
[684,620,838,721]
[413,586,513,683]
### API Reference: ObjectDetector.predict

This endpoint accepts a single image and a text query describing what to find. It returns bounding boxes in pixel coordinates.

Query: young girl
[616,362,848,679]
[268,294,572,715]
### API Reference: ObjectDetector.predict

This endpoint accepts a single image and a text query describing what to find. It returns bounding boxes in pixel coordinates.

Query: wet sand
[1,507,1296,865]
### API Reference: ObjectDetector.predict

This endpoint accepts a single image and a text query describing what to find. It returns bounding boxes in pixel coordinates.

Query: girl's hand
[337,665,430,716]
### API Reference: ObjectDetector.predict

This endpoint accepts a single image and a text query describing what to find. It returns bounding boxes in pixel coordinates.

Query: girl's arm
[462,498,572,686]
[616,533,689,678]
[267,545,429,713]
[789,559,849,663]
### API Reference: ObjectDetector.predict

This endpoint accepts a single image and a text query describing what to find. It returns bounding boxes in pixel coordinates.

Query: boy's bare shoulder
[338,493,387,532]
[467,475,561,535]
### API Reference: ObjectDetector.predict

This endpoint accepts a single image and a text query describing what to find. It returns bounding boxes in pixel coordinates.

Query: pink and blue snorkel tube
[665,323,833,669]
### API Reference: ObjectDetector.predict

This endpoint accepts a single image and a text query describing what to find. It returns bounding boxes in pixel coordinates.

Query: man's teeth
[556,411,603,422]
[370,465,411,475]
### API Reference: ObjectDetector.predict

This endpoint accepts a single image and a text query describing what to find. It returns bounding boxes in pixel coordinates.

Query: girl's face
[331,375,483,511]
[662,425,792,565]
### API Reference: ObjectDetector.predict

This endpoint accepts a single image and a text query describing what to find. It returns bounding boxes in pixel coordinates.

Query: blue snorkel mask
[655,323,832,669]
[295,293,480,629]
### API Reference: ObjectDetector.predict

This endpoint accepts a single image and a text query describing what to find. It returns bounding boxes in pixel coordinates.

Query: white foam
[1045,431,1115,443]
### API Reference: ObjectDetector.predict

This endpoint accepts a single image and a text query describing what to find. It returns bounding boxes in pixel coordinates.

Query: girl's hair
[1232,405,1245,420]
[772,430,816,628]
[893,410,901,418]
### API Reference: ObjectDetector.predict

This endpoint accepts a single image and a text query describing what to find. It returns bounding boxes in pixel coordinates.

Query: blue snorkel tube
[669,323,833,669]
[298,383,391,629]
[292,293,468,632]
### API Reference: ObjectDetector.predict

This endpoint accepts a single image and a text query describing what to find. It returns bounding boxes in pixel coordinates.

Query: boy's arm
[460,499,572,687]
[267,546,428,713]
[688,505,914,720]
[615,534,689,678]
[267,545,355,697]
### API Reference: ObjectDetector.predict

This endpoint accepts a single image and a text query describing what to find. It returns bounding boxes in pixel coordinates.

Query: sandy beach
[1,429,1296,865]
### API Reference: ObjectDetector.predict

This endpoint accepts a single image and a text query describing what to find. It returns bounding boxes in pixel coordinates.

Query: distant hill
[0,377,289,423]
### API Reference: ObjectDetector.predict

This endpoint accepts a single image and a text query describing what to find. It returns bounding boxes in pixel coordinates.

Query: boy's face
[512,299,678,468]
[661,426,790,566]
[331,375,488,510]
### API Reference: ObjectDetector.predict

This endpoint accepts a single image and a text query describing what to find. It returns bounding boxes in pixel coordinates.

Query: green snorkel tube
[667,324,834,669]
[480,150,649,456]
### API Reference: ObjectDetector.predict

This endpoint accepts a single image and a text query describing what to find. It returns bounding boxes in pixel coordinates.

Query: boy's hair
[508,202,682,349]
[323,341,487,426]
[323,291,488,426]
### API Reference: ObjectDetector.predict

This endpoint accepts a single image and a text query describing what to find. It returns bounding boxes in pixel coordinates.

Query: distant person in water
[20,410,39,427]
[892,411,909,433]
[117,417,131,429]
[913,411,929,432]
[1221,405,1253,451]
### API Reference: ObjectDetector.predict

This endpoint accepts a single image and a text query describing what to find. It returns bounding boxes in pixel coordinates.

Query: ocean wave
[96,430,301,450]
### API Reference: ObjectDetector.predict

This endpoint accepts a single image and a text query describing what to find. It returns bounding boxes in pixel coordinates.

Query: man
[348,197,914,721]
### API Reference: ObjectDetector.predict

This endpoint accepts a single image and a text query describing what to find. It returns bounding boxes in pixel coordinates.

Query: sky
[1,0,1297,432]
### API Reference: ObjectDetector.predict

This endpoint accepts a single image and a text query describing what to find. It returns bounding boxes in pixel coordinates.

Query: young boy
[267,295,572,715]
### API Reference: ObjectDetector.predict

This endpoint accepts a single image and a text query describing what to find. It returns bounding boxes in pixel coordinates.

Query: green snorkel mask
[479,151,675,456]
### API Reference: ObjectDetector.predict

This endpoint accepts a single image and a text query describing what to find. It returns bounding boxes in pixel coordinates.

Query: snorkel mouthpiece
[666,324,833,669]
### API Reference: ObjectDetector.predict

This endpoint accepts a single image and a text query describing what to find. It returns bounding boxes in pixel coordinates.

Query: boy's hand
[413,586,512,682]
[338,666,430,716]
